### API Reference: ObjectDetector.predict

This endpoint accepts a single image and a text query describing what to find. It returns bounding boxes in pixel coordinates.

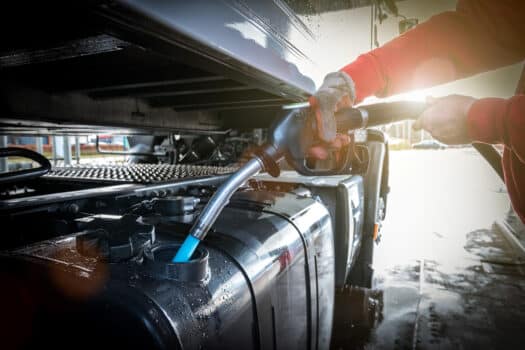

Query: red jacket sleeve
[468,95,525,223]
[468,95,525,160]
[341,0,525,103]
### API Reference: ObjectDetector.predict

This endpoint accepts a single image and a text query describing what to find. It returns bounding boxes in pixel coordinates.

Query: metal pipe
[63,136,72,166]
[75,136,80,164]
[52,136,58,167]
[35,136,43,154]
[173,157,264,262]
[0,136,8,173]
[1,175,228,211]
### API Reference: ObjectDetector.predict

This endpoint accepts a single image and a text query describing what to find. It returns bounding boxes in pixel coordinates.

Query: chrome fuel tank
[1,190,334,349]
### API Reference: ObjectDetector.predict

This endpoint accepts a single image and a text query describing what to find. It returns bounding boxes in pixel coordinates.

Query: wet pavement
[333,149,525,349]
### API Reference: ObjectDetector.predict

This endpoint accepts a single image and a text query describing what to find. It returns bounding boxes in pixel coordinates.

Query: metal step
[45,163,237,184]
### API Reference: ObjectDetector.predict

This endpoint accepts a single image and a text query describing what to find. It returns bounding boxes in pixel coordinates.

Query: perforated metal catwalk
[45,164,237,184]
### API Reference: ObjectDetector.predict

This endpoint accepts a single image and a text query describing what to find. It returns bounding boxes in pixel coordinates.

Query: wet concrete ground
[334,149,525,349]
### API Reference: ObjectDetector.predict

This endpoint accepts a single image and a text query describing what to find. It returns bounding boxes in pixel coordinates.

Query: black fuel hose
[335,101,428,131]
[335,102,505,182]
[0,147,51,184]
[472,142,504,181]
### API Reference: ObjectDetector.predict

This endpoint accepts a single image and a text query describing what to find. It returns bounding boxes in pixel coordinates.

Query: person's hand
[412,95,476,145]
[308,134,352,160]
[308,72,355,161]
[310,71,356,142]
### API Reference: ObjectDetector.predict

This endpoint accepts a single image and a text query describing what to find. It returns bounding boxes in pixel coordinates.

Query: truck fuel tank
[1,190,334,349]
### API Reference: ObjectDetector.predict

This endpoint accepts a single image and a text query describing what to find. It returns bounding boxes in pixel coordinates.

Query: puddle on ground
[331,227,525,350]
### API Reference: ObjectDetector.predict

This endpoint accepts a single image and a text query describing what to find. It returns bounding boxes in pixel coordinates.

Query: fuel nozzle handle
[335,101,427,132]
[280,101,428,176]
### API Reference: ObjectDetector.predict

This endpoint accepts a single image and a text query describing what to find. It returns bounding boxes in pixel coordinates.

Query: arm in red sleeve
[468,95,525,222]
[468,95,525,162]
[341,0,525,103]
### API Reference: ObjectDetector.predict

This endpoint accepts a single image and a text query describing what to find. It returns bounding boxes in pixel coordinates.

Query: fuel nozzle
[173,101,427,262]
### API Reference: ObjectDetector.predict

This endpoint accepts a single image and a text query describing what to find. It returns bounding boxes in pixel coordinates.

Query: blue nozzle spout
[172,235,201,263]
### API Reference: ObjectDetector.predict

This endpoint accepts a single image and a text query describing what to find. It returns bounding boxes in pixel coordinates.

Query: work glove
[308,71,356,161]
[309,71,356,142]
